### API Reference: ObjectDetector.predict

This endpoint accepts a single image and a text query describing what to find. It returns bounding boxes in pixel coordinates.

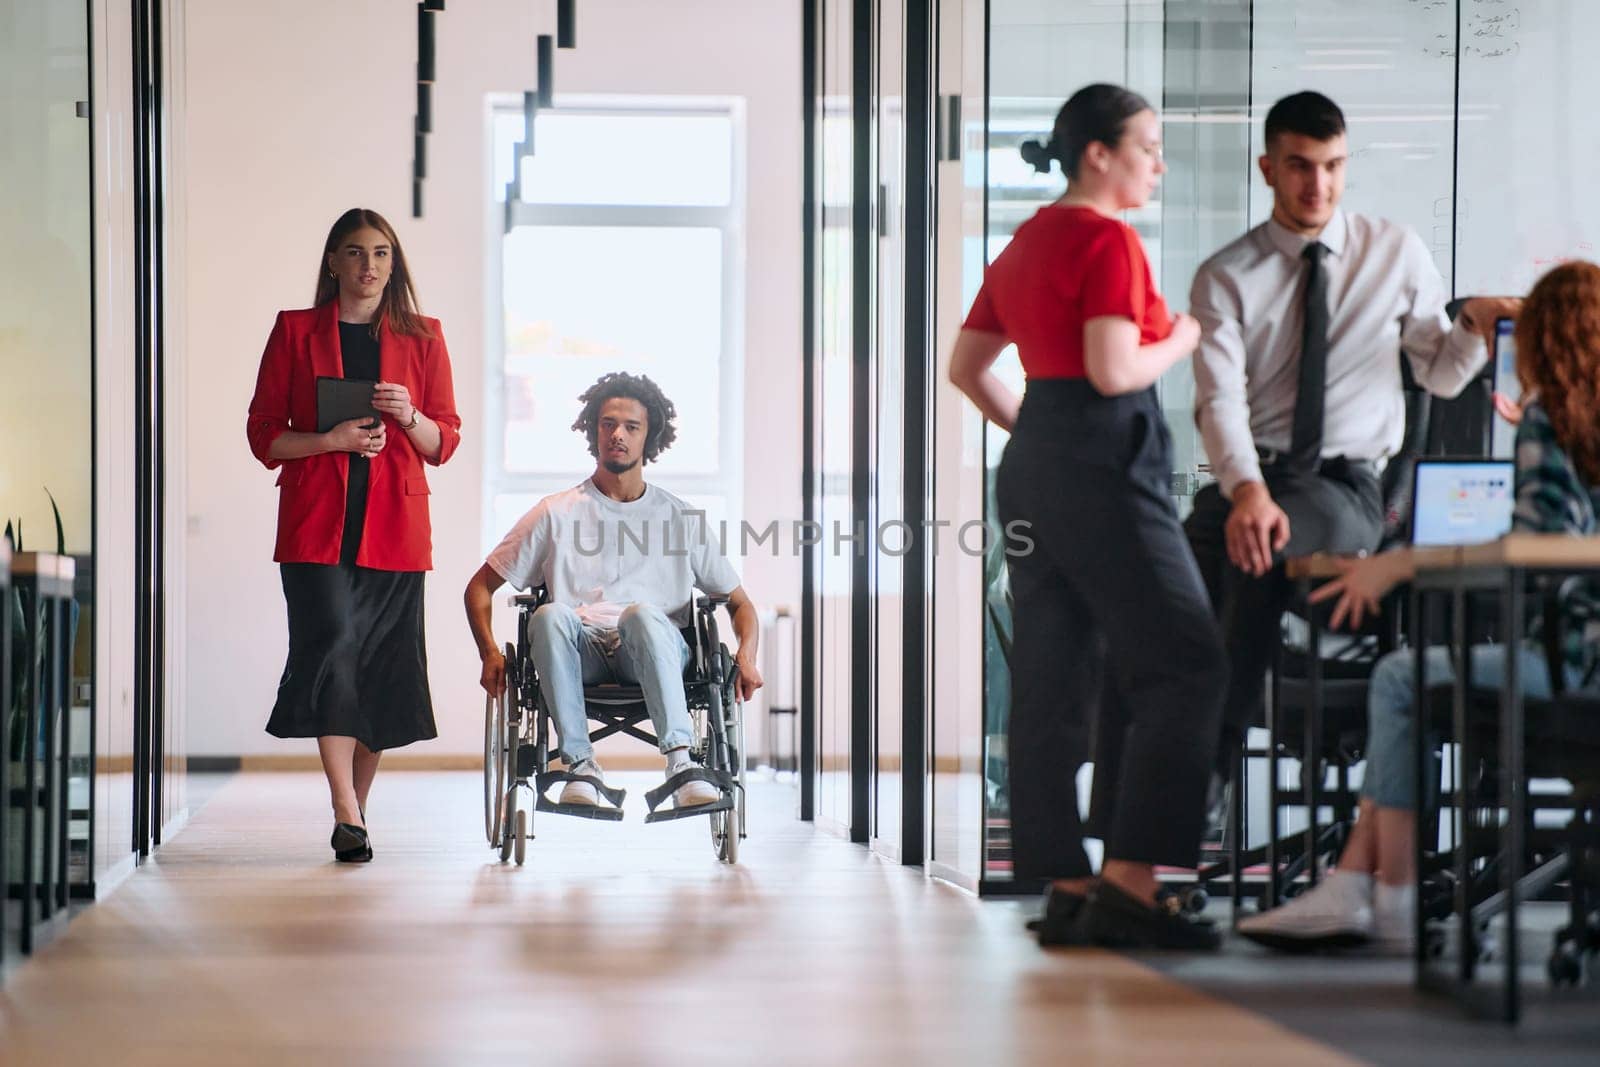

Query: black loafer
[331,822,372,863]
[1028,885,1089,946]
[1080,881,1220,951]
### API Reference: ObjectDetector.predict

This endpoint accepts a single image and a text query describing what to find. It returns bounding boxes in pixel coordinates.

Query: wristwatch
[402,409,421,431]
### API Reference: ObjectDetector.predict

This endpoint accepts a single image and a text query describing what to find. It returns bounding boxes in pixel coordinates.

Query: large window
[486,100,746,548]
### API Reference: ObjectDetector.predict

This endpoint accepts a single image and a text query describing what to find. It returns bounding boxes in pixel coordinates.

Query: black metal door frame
[801,0,935,857]
[849,0,875,844]
[898,0,934,867]
[800,0,820,822]
[131,0,166,856]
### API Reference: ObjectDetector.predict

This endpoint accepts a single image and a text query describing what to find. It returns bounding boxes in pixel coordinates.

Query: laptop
[1410,458,1516,546]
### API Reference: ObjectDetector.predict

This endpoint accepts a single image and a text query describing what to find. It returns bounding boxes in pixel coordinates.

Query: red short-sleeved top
[963,205,1172,380]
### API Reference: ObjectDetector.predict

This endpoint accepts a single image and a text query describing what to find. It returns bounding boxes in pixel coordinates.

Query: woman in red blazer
[247,207,461,862]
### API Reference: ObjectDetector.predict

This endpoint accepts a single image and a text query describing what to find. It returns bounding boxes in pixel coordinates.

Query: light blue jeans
[1361,643,1580,810]
[528,602,693,764]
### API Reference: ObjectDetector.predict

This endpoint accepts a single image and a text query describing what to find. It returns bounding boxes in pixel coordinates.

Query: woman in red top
[950,85,1225,949]
[247,208,462,862]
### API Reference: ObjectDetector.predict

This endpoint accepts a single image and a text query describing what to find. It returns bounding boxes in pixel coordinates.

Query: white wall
[182,0,802,756]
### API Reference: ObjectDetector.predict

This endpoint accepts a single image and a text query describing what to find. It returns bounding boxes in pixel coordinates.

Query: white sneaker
[666,756,719,809]
[1371,883,1417,954]
[560,758,603,806]
[1237,870,1375,951]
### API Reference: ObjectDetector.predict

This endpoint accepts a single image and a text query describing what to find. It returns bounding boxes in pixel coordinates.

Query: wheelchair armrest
[696,593,731,615]
[509,585,551,610]
[691,594,732,684]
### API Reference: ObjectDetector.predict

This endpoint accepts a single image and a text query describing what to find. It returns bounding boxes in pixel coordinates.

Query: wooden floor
[0,773,1355,1066]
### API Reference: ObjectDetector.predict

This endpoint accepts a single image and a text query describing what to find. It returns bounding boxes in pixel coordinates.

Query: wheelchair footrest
[534,770,627,820]
[644,796,732,824]
[536,796,627,821]
[641,766,736,824]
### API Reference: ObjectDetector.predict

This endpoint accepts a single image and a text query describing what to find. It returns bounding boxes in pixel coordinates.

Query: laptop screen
[1411,460,1516,546]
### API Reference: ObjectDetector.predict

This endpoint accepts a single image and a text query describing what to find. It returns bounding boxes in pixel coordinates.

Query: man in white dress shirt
[1184,91,1519,775]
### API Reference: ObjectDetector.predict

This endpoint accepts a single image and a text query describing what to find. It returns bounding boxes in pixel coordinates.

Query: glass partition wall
[976,0,1600,886]
[1,0,97,949]
[806,0,1599,891]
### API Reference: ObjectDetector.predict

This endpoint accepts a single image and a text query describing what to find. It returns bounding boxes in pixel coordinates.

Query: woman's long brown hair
[1516,259,1600,484]
[314,207,433,338]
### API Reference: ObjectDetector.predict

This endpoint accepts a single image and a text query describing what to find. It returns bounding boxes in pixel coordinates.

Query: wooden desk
[5,552,77,959]
[1286,535,1600,1022]
[1406,533,1600,1023]
[0,541,8,970]
[1289,535,1600,580]
[1285,545,1456,580]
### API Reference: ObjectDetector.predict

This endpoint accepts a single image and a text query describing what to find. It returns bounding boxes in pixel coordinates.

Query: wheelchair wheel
[729,689,747,837]
[721,805,740,864]
[513,809,528,867]
[484,691,508,846]
[710,804,740,864]
[499,787,517,863]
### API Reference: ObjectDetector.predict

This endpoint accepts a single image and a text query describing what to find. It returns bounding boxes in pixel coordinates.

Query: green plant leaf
[46,488,65,555]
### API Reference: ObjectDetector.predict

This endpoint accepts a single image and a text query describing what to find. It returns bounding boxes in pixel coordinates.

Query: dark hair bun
[1019,138,1055,174]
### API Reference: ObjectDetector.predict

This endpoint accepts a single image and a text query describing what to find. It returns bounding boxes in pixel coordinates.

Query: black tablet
[315,376,381,433]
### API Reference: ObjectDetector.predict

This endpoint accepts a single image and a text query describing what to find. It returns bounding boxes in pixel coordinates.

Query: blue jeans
[527,602,693,764]
[1361,643,1579,810]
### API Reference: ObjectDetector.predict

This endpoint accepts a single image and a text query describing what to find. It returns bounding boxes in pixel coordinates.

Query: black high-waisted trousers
[996,379,1226,877]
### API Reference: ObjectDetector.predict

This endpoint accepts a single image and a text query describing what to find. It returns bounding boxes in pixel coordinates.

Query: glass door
[0,0,97,930]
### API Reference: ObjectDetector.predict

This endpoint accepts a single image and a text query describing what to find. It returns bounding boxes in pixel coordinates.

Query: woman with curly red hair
[1239,260,1600,952]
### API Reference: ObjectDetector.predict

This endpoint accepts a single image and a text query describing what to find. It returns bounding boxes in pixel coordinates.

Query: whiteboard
[1248,0,1458,276]
[1454,0,1600,296]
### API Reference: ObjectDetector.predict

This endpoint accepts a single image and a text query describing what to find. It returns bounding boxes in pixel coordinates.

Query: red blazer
[246,302,462,571]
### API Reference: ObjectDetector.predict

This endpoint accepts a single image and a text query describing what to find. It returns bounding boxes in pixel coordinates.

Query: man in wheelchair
[465,372,763,816]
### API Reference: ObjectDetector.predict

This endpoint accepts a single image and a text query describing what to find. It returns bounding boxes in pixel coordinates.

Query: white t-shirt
[486,478,740,629]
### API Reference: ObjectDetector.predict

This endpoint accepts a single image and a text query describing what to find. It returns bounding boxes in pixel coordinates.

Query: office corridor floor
[0,772,1357,1066]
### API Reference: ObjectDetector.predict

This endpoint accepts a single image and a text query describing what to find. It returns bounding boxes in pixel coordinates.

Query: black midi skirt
[266,562,437,752]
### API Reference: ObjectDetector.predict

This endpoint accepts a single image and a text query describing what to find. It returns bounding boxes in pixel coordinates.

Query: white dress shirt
[1190,210,1487,497]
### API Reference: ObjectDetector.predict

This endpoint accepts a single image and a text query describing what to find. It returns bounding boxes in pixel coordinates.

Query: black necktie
[1289,241,1330,470]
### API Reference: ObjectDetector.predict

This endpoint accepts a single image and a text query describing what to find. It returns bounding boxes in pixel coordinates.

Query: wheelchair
[484,588,747,866]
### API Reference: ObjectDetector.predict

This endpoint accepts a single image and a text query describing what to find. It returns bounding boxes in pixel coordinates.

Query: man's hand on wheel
[479,647,506,696]
[1225,480,1291,578]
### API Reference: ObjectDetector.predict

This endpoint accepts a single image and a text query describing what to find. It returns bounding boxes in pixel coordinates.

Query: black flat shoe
[1079,881,1220,951]
[331,822,372,863]
[1029,885,1089,946]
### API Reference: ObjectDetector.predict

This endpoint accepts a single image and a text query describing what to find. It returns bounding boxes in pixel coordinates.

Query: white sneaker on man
[560,757,604,806]
[1237,869,1375,951]
[665,751,720,809]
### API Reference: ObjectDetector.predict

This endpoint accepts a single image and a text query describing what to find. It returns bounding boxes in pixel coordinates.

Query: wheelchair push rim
[484,689,508,846]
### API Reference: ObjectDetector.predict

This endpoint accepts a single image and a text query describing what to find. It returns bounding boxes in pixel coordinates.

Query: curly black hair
[571,371,679,464]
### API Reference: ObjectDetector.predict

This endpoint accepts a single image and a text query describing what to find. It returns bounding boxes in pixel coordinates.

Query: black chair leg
[1230,748,1246,922]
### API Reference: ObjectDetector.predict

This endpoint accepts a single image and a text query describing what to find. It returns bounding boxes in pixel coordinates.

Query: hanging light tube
[417,4,436,83]
[558,0,576,48]
[537,34,553,107]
